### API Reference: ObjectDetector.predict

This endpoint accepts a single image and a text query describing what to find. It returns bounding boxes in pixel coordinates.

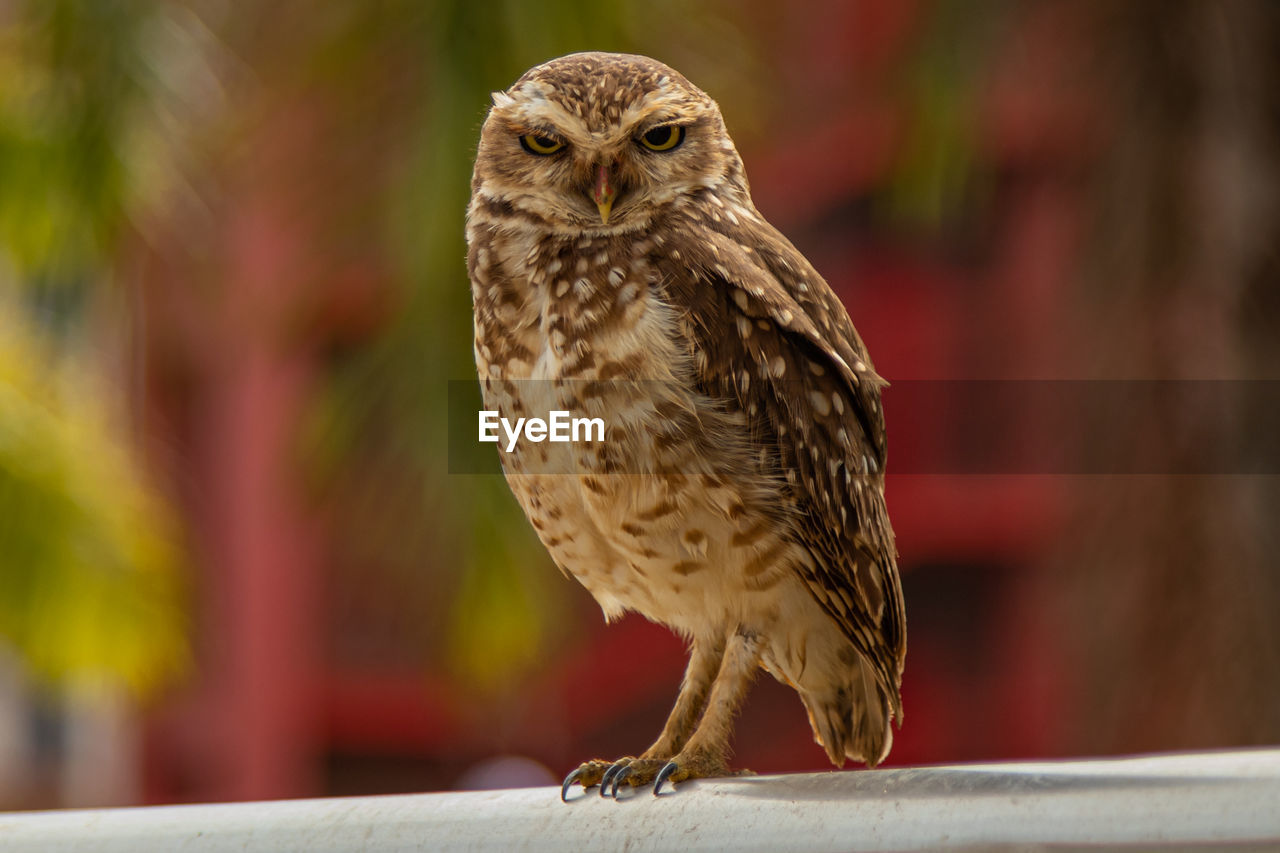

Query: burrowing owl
[466,52,905,798]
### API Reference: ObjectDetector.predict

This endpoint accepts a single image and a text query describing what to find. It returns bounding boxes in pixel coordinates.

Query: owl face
[471,52,746,235]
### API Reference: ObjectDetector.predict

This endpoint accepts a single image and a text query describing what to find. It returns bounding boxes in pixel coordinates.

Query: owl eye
[520,133,565,155]
[639,125,685,152]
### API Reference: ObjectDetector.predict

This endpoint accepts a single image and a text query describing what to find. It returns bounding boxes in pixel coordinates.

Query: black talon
[561,767,585,802]
[599,758,629,794]
[609,765,633,798]
[596,758,616,794]
[653,761,679,796]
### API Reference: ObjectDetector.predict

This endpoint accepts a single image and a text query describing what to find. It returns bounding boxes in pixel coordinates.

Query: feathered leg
[562,635,725,799]
[641,634,726,759]
[652,627,762,794]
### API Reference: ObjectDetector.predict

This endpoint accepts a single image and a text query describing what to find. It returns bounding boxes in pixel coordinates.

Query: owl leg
[642,634,727,758]
[653,626,762,794]
[562,636,724,800]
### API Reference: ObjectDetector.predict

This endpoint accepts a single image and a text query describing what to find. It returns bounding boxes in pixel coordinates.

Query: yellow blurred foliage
[0,306,187,696]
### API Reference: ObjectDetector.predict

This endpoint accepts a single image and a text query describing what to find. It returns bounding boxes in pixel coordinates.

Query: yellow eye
[639,125,684,152]
[520,133,565,155]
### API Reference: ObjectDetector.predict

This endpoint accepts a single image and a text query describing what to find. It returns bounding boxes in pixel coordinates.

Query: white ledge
[2,749,1279,851]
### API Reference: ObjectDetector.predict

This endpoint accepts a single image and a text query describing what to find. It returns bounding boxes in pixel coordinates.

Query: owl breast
[468,222,818,651]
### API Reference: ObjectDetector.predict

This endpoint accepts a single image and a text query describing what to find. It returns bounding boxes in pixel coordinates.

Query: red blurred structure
[138,0,1102,803]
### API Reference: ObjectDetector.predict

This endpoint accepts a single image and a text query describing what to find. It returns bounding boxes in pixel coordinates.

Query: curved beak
[592,163,616,225]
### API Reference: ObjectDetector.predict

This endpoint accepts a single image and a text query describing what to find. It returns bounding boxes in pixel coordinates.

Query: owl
[466,52,905,798]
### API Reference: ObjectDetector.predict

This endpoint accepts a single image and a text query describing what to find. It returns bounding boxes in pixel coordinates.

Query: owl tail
[801,657,895,768]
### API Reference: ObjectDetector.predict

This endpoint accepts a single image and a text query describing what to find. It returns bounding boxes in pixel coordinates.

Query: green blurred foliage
[0,1,149,286]
[883,0,1006,232]
[0,0,187,694]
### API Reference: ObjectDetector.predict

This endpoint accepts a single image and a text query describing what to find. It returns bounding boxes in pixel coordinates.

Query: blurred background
[1,0,1278,809]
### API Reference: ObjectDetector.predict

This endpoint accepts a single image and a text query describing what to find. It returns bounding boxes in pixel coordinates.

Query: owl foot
[560,756,673,800]
[599,757,671,798]
[652,749,744,796]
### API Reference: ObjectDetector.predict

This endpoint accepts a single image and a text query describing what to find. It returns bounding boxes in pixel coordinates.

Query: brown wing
[654,211,906,713]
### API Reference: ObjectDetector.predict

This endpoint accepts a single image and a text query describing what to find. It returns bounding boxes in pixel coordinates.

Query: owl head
[471,52,747,234]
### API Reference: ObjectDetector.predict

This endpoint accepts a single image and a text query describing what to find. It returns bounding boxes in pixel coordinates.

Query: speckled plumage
[466,52,905,795]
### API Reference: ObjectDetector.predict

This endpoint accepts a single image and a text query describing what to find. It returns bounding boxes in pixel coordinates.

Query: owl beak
[592,163,617,224]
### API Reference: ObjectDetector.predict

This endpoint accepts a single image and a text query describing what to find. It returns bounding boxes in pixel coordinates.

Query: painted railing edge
[1,748,1278,852]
